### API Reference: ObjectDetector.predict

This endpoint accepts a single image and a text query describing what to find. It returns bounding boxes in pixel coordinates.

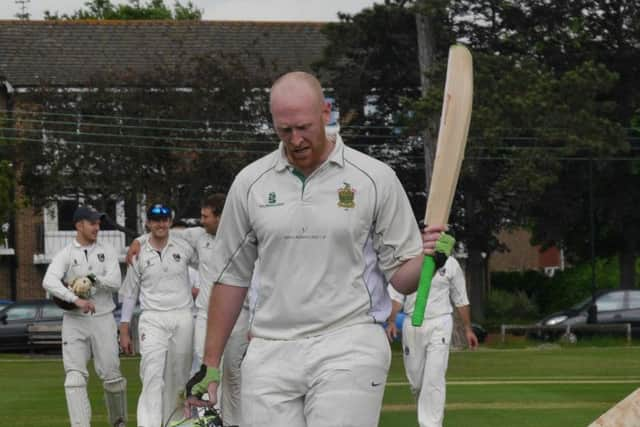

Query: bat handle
[411,255,435,326]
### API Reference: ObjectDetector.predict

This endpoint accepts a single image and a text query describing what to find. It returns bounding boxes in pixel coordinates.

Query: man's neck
[149,235,169,251]
[75,235,95,247]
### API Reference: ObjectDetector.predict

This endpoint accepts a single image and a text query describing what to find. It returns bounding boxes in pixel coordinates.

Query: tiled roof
[0,20,328,87]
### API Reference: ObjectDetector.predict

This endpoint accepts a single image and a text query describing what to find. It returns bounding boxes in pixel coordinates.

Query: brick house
[0,19,327,300]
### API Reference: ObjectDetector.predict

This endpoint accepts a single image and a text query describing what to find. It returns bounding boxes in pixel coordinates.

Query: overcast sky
[1,0,381,21]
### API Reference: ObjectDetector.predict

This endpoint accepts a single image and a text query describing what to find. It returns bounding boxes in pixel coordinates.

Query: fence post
[501,324,506,343]
[626,323,631,344]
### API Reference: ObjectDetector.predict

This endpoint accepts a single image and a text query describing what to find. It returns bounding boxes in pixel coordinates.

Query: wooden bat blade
[412,45,473,327]
[425,45,473,226]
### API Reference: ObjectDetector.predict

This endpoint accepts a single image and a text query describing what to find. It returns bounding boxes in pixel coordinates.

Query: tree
[44,0,202,20]
[14,52,271,233]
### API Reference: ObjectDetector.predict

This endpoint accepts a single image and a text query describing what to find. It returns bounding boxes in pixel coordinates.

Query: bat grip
[411,255,435,326]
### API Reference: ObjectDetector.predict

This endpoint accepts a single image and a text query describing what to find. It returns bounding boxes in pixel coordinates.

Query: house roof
[0,20,328,87]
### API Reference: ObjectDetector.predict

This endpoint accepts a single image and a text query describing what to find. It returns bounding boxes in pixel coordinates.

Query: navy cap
[73,206,105,223]
[147,204,172,220]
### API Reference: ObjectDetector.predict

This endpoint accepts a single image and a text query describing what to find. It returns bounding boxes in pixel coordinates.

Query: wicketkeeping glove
[186,365,220,399]
[434,232,455,270]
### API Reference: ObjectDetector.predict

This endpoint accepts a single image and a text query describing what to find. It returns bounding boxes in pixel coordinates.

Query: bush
[490,257,622,317]
[486,288,539,326]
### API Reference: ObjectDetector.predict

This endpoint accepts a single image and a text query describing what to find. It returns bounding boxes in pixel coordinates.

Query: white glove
[70,276,94,299]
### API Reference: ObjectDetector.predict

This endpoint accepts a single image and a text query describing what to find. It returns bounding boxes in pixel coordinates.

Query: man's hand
[183,365,220,416]
[465,327,479,350]
[119,324,134,355]
[191,287,200,299]
[74,298,95,314]
[126,240,142,265]
[385,321,399,343]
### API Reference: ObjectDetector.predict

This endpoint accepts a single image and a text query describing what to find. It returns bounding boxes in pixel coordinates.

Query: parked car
[534,289,640,340]
[0,299,64,351]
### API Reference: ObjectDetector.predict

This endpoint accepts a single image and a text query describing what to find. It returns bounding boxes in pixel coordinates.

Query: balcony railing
[33,230,127,264]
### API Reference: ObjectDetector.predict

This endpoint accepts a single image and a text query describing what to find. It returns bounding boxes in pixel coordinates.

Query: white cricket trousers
[192,307,249,426]
[137,309,194,427]
[241,323,391,427]
[402,314,453,427]
[62,312,122,427]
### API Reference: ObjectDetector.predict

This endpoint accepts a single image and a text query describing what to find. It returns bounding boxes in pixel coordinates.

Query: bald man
[186,71,449,427]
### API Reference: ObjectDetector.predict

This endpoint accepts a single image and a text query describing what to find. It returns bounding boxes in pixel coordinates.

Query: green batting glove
[186,365,220,398]
[434,232,455,269]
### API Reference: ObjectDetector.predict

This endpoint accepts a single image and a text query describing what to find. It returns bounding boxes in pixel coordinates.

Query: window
[42,304,64,320]
[627,291,640,310]
[5,305,38,321]
[596,292,626,312]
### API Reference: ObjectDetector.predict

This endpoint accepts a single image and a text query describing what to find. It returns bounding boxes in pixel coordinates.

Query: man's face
[148,217,171,239]
[200,207,220,235]
[271,87,332,176]
[76,219,100,243]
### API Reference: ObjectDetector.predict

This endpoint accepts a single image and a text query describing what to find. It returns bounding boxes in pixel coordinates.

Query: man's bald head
[269,71,326,114]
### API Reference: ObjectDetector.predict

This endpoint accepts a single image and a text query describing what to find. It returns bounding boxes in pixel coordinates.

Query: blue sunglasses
[148,204,171,218]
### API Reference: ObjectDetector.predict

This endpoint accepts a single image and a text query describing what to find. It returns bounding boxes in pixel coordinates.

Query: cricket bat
[411,45,473,327]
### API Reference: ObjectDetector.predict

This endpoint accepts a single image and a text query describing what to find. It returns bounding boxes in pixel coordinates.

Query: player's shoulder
[342,144,397,182]
[95,241,119,258]
[234,150,279,185]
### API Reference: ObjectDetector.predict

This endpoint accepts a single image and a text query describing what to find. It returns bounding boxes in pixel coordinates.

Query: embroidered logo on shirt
[404,346,410,356]
[337,182,356,208]
[438,268,446,276]
[73,259,79,266]
[97,253,105,262]
[173,253,181,262]
[259,191,284,208]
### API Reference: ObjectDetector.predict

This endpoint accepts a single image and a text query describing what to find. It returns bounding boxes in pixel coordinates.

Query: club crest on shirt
[97,253,105,262]
[173,253,181,262]
[438,268,446,276]
[337,182,356,208]
[259,191,284,208]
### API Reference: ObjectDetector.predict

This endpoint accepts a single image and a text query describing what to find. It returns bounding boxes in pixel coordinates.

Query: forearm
[388,299,403,323]
[202,283,248,368]
[43,273,77,303]
[457,305,473,331]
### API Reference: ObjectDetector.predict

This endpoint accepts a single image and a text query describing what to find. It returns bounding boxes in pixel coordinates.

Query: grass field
[0,343,638,427]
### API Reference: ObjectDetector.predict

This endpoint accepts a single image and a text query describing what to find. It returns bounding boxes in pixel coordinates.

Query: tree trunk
[468,247,486,323]
[416,12,437,194]
[619,246,637,289]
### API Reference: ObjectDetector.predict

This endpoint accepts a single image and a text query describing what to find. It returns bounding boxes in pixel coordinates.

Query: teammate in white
[185,71,449,427]
[119,204,196,427]
[127,194,248,426]
[42,206,127,427]
[387,256,478,427]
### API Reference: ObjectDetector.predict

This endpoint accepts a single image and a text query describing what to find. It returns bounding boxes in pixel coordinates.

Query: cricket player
[387,256,478,427]
[42,206,127,427]
[119,204,196,427]
[185,71,451,427]
[127,194,248,426]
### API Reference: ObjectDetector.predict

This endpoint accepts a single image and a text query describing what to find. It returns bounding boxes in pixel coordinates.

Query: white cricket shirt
[213,134,422,340]
[42,239,121,316]
[120,237,196,314]
[388,257,469,318]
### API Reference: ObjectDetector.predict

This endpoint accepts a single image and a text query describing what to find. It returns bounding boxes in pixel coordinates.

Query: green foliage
[44,0,202,20]
[486,288,539,325]
[491,258,624,317]
[16,52,271,219]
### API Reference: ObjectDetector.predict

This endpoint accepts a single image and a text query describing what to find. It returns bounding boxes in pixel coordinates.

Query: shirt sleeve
[372,169,423,282]
[119,295,137,323]
[94,245,122,293]
[120,262,141,301]
[42,247,78,303]
[448,258,470,307]
[212,174,258,287]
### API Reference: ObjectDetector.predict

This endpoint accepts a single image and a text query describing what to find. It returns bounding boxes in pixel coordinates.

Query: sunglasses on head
[149,205,171,217]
